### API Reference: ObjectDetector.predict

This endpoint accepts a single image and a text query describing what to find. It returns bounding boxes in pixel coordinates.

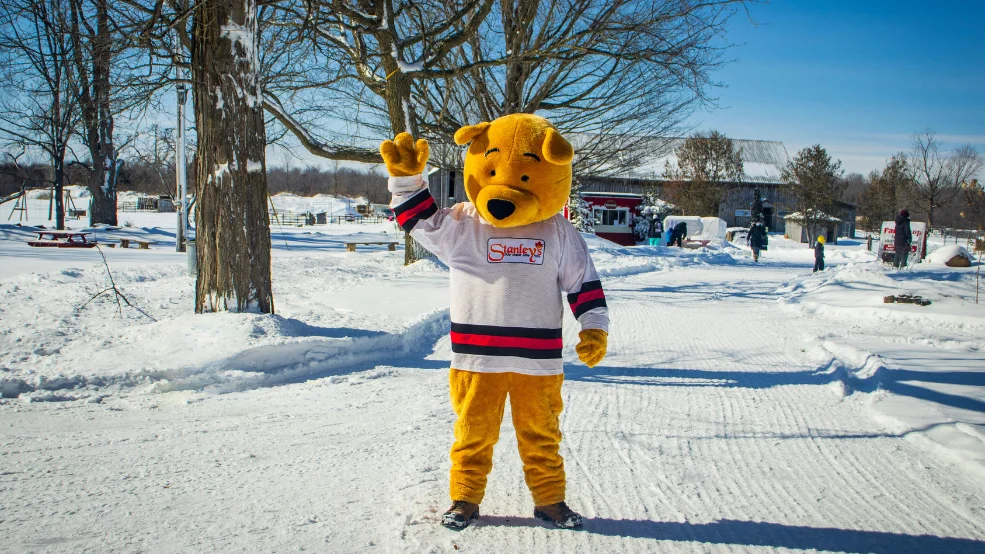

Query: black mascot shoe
[441,500,480,530]
[534,501,583,529]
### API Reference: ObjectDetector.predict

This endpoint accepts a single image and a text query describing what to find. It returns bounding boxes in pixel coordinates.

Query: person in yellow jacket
[814,235,826,272]
[380,114,609,529]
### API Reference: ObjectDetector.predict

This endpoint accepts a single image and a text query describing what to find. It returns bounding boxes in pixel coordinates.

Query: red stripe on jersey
[569,288,605,311]
[396,196,436,226]
[450,332,563,350]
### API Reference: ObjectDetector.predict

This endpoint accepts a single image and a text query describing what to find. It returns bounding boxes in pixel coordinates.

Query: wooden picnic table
[27,230,98,249]
[344,240,399,252]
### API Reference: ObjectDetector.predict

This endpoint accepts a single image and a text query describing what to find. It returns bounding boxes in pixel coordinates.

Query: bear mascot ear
[542,128,573,165]
[454,122,491,145]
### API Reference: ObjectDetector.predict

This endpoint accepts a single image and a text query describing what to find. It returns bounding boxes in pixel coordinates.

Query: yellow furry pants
[448,369,565,506]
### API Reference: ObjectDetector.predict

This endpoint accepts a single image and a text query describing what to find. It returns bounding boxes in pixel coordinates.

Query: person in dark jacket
[747,221,768,262]
[671,221,687,247]
[647,217,663,246]
[893,209,912,269]
[813,235,825,272]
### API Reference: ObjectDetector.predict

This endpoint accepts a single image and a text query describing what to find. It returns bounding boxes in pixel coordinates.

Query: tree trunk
[53,157,65,230]
[85,0,117,226]
[192,0,273,313]
[379,44,427,266]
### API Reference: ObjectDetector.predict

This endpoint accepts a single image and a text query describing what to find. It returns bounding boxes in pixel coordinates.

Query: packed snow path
[2,259,984,552]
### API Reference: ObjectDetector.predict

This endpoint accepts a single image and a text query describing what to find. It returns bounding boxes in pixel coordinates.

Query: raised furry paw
[380,132,429,177]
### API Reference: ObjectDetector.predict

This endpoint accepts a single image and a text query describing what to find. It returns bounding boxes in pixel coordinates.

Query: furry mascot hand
[380,132,430,177]
[576,329,607,368]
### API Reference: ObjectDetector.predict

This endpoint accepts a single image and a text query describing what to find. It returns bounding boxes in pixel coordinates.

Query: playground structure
[1,186,86,223]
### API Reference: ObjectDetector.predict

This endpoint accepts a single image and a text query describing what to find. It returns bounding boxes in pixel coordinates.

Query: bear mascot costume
[380,113,609,530]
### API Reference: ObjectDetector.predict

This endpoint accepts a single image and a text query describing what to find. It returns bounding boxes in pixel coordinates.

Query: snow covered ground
[1,205,984,553]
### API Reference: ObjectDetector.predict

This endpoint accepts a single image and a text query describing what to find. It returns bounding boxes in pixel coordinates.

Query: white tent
[663,216,727,241]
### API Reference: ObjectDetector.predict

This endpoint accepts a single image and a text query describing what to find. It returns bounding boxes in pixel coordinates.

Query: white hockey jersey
[390,174,608,375]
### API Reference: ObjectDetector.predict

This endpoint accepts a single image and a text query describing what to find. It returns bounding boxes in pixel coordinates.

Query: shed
[784,211,840,244]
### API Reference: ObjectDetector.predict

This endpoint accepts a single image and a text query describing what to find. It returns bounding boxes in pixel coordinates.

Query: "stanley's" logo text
[487,238,545,264]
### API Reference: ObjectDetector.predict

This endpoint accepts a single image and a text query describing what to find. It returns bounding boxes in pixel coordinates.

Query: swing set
[0,185,85,222]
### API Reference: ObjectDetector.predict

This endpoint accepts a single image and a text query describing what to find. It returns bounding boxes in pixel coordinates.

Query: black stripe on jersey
[451,343,563,359]
[566,279,603,304]
[450,322,562,339]
[393,188,434,216]
[573,298,607,318]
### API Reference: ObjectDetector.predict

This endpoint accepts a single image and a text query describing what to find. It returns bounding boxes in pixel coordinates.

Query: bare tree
[839,172,867,205]
[416,0,752,179]
[663,130,743,216]
[0,0,77,229]
[67,0,122,226]
[962,179,985,231]
[857,153,911,232]
[909,129,984,226]
[121,124,179,197]
[782,144,845,246]
[279,0,495,264]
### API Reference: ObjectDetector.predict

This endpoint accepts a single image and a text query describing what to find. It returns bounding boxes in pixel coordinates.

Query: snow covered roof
[632,138,791,184]
[574,135,791,184]
[784,211,841,222]
[581,192,643,198]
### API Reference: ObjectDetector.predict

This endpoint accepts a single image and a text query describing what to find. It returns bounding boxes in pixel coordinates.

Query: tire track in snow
[389,262,985,551]
[554,264,985,550]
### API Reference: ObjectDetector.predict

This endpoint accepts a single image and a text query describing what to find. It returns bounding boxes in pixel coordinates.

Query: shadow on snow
[475,516,984,553]
[566,363,985,414]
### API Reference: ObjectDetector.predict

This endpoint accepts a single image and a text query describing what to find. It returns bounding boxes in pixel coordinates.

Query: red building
[567,192,643,246]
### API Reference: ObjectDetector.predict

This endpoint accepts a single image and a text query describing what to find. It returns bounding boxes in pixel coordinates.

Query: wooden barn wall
[577,177,798,231]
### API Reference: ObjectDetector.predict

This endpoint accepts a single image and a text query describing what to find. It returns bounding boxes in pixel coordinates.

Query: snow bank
[783,258,985,477]
[779,260,985,331]
[0,225,746,400]
[270,193,369,216]
[0,237,450,400]
[584,233,739,278]
[808,339,985,479]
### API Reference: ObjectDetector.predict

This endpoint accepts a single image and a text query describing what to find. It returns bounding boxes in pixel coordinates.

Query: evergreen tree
[750,187,764,222]
[568,178,595,234]
[634,184,675,242]
[781,145,845,245]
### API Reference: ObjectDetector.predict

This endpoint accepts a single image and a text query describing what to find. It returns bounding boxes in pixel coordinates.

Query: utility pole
[174,59,189,252]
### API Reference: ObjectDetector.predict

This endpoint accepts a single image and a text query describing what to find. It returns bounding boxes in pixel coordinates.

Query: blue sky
[688,0,985,175]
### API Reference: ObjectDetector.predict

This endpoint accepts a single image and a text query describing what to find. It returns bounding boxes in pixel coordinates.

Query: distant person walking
[747,221,768,262]
[893,209,912,269]
[647,217,663,246]
[813,235,825,273]
[671,221,687,247]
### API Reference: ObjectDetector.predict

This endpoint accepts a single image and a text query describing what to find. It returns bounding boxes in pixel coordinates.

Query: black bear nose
[487,199,516,220]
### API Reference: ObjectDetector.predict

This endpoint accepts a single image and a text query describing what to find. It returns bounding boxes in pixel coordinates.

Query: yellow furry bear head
[454,114,573,228]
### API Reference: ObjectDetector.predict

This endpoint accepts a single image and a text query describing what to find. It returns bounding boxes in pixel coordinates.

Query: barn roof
[629,138,792,184]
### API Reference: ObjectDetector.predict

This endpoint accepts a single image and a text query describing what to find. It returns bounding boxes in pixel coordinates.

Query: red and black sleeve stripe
[394,189,438,231]
[567,280,606,318]
[450,323,563,360]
